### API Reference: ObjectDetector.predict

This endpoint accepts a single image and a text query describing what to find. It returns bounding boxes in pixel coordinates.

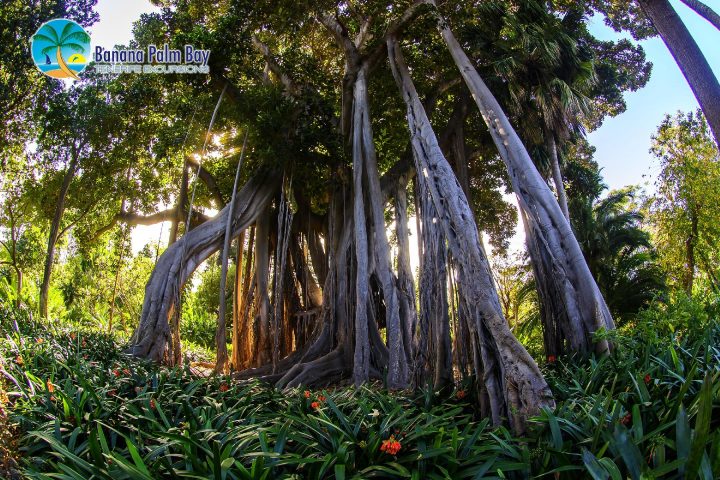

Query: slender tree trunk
[433,11,614,356]
[638,0,720,147]
[15,267,22,309]
[679,0,720,31]
[388,37,553,431]
[40,153,78,319]
[255,206,272,367]
[547,132,570,221]
[169,160,189,245]
[394,177,417,366]
[684,206,698,294]
[231,230,246,370]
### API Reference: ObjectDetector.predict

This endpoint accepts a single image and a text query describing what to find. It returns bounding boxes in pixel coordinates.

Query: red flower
[15,356,23,366]
[317,394,326,402]
[644,374,651,385]
[150,399,156,409]
[456,390,466,400]
[123,368,131,375]
[380,436,402,455]
[311,401,320,410]
[621,413,632,426]
[70,333,77,341]
[108,389,117,397]
[113,369,121,377]
[304,390,311,398]
[547,355,557,363]
[46,380,55,393]
[219,383,229,392]
[82,340,87,347]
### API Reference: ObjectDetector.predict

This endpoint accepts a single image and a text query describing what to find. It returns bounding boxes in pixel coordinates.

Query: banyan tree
[128,0,621,429]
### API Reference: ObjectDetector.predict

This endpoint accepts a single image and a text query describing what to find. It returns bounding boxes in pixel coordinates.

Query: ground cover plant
[2,299,718,479]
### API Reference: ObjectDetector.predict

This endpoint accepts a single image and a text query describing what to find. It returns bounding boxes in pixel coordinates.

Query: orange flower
[311,401,320,410]
[150,399,156,409]
[36,338,44,344]
[15,356,23,366]
[82,340,87,347]
[547,355,557,363]
[219,383,229,392]
[644,374,651,385]
[70,333,77,340]
[304,390,311,398]
[317,394,326,402]
[456,390,466,400]
[47,381,55,393]
[380,436,401,455]
[123,368,131,375]
[113,369,121,377]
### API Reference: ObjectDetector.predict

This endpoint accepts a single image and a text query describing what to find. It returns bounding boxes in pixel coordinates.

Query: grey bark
[547,133,570,221]
[679,0,720,31]
[639,0,720,147]
[433,11,614,356]
[129,171,278,362]
[254,205,272,366]
[388,37,553,430]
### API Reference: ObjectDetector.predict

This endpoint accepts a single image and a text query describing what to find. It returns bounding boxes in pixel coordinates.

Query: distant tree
[648,110,720,294]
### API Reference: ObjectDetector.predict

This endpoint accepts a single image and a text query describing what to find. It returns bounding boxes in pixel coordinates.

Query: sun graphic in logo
[31,19,91,80]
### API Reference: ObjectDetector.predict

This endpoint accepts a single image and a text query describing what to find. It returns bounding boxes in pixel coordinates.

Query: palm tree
[33,22,89,80]
[570,187,666,322]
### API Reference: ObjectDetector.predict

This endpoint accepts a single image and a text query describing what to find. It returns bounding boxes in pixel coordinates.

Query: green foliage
[3,298,719,479]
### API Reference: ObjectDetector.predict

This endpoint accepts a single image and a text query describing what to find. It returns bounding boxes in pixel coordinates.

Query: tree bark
[684,206,698,294]
[231,230,246,370]
[169,160,189,245]
[254,205,272,367]
[433,11,614,356]
[638,0,720,147]
[388,37,553,430]
[129,171,278,362]
[547,132,570,221]
[40,153,79,319]
[679,0,720,31]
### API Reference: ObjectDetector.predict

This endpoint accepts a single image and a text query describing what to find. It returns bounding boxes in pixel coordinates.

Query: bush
[1,301,719,479]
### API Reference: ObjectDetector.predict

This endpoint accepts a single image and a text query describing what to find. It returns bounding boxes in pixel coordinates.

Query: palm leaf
[60,22,80,41]
[38,24,60,43]
[41,45,58,56]
[63,31,90,44]
[63,43,87,54]
[33,33,58,46]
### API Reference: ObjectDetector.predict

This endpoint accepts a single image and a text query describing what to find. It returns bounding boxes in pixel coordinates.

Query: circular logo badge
[31,19,91,80]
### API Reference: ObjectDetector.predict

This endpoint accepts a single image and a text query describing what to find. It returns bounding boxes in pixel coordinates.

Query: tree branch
[251,35,302,96]
[679,0,720,30]
[185,155,226,206]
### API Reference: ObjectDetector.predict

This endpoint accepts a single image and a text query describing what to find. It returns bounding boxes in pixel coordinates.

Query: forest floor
[1,302,719,479]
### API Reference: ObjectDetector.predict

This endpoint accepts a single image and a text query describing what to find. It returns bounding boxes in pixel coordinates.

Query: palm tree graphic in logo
[31,19,90,80]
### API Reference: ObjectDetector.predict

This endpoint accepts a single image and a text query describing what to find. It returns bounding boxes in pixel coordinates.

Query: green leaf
[582,448,609,480]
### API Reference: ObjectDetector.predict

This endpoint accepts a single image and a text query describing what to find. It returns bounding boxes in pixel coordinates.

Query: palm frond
[38,24,60,43]
[32,33,57,46]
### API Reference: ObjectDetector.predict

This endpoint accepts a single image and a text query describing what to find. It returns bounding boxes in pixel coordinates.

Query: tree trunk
[254,205,272,367]
[40,153,78,319]
[393,177,417,367]
[15,267,22,309]
[169,160,189,245]
[129,171,278,362]
[684,206,698,294]
[679,0,720,31]
[638,0,720,147]
[433,11,614,357]
[231,230,246,370]
[388,37,553,431]
[547,132,570,221]
[352,70,372,386]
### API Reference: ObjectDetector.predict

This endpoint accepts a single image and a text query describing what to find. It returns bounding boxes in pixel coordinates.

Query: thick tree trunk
[638,0,720,147]
[393,177,417,367]
[547,133,570,221]
[352,71,373,386]
[679,0,720,31]
[129,171,278,362]
[40,154,78,319]
[433,13,614,357]
[353,68,408,389]
[388,37,553,430]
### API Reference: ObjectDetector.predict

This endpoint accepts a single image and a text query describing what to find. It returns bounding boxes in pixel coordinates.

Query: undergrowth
[1,301,718,479]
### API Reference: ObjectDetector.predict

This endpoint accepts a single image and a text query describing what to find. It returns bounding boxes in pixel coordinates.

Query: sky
[85,0,720,255]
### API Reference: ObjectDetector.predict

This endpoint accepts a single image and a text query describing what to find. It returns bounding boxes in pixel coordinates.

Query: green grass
[1,302,719,479]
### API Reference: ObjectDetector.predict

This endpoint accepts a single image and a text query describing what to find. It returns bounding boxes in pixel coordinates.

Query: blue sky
[86,0,720,253]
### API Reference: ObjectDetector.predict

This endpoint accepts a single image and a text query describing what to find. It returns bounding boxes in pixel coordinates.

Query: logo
[31,19,90,80]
